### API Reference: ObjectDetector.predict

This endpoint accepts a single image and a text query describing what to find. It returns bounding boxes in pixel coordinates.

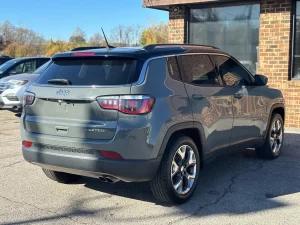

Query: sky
[0,0,168,41]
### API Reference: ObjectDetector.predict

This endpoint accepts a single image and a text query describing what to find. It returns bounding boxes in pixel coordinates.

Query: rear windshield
[36,58,139,86]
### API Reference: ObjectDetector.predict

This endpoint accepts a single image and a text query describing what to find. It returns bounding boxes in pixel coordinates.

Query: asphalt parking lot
[1,109,300,225]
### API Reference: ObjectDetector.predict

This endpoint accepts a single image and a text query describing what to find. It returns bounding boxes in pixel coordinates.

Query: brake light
[22,141,32,148]
[72,52,95,57]
[97,95,155,115]
[23,91,35,106]
[100,151,123,160]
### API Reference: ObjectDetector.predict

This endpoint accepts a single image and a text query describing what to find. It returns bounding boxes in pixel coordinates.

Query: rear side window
[179,54,220,85]
[213,55,252,86]
[167,57,181,81]
[36,58,138,86]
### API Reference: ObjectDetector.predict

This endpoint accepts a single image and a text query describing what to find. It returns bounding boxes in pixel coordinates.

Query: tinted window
[36,58,137,86]
[213,55,251,86]
[0,59,16,72]
[33,61,51,74]
[179,54,220,85]
[167,57,181,81]
[37,59,50,67]
[12,60,37,74]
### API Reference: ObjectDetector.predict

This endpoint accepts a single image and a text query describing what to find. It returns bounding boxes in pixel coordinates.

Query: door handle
[192,94,205,100]
[234,91,243,99]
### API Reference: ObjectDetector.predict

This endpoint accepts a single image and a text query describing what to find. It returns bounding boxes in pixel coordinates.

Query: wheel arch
[272,105,285,122]
[263,103,285,142]
[158,122,206,168]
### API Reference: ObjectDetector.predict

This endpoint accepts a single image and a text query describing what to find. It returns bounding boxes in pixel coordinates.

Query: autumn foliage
[0,21,168,58]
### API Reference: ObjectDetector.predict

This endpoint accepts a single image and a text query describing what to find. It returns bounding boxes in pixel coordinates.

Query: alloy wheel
[171,145,197,195]
[270,119,283,154]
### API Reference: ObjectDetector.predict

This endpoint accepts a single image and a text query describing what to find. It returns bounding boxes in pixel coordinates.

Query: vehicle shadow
[5,132,300,225]
[82,132,300,212]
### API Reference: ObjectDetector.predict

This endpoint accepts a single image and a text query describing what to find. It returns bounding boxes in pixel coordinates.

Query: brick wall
[169,6,186,43]
[167,0,299,128]
[258,0,300,128]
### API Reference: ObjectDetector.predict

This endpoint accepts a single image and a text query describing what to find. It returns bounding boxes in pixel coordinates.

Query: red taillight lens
[22,141,32,148]
[119,96,154,114]
[72,52,95,57]
[97,96,119,110]
[97,95,155,115]
[23,91,35,106]
[100,151,123,160]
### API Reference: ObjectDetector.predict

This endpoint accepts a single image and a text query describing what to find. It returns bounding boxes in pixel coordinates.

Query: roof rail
[71,46,106,51]
[143,44,220,50]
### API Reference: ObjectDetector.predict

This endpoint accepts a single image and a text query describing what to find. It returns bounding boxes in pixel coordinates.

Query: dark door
[212,55,264,149]
[178,54,233,158]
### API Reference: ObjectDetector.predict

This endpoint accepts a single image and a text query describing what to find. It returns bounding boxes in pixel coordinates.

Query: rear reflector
[100,151,123,160]
[97,95,155,115]
[22,141,32,148]
[72,52,95,57]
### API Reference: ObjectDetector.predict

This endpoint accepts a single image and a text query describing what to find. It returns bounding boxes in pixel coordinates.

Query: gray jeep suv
[21,44,285,204]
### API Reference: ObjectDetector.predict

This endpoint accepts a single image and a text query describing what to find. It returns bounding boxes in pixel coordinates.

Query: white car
[0,61,50,110]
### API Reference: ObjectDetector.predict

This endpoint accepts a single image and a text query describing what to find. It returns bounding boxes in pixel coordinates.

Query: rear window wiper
[48,79,72,85]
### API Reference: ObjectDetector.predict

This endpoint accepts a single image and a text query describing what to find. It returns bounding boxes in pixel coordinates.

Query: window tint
[33,61,51,74]
[0,60,16,72]
[179,54,220,85]
[36,58,137,86]
[37,59,50,67]
[213,55,251,86]
[12,60,37,74]
[166,57,181,81]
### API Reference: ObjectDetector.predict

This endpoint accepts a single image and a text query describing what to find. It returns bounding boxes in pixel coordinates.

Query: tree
[0,35,4,51]
[88,32,103,46]
[110,24,144,46]
[140,22,168,45]
[110,25,126,46]
[69,27,86,44]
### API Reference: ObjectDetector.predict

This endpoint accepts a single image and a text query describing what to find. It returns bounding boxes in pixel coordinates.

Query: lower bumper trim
[23,148,162,182]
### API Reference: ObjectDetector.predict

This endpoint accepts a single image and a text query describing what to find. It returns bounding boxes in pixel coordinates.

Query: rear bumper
[22,146,162,182]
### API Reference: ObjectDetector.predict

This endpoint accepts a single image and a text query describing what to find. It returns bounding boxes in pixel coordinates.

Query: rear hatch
[24,54,142,140]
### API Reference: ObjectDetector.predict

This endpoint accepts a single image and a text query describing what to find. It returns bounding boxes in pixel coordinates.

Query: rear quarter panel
[130,57,193,159]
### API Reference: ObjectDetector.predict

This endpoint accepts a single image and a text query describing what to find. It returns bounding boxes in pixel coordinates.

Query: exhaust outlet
[104,176,120,183]
[99,177,108,182]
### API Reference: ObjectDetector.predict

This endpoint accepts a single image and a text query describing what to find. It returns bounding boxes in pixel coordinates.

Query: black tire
[150,134,200,204]
[256,113,284,159]
[42,168,81,184]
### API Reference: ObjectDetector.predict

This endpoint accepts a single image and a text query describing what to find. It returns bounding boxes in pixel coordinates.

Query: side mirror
[9,71,17,75]
[254,74,268,86]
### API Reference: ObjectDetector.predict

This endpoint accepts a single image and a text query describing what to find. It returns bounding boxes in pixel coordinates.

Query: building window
[189,4,260,74]
[293,0,300,79]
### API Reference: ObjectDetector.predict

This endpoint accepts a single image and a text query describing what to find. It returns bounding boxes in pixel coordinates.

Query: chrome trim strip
[31,52,252,89]
[132,55,177,86]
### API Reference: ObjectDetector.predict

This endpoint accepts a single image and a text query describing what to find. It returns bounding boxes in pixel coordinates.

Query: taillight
[23,91,35,106]
[22,141,32,148]
[97,95,155,115]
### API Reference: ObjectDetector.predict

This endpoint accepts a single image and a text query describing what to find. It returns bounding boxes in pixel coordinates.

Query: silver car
[0,61,50,110]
